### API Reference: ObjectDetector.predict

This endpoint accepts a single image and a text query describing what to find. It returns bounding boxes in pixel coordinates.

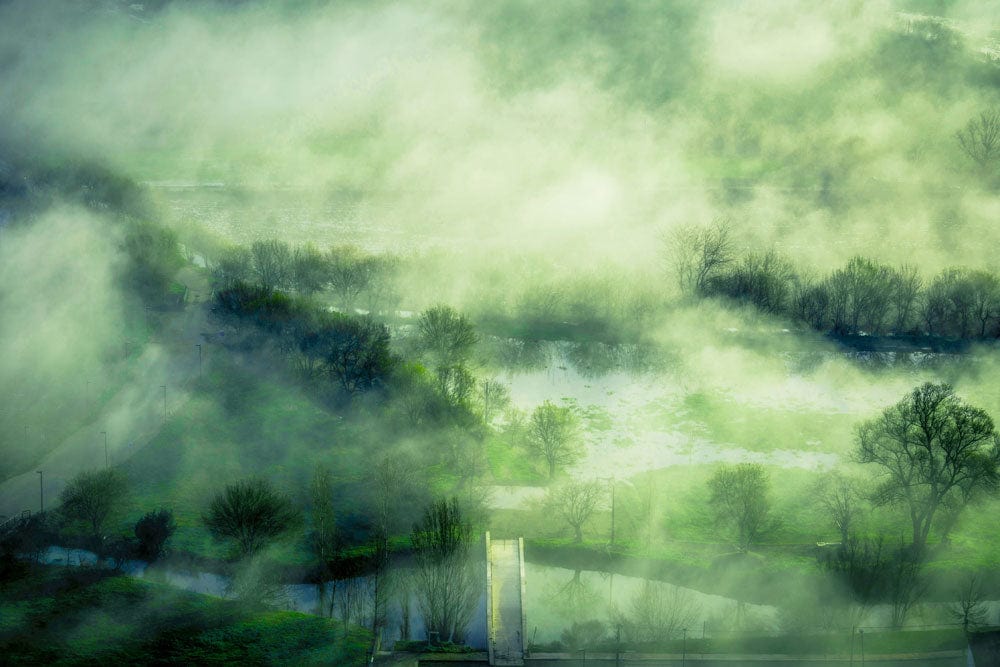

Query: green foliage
[212,284,395,395]
[133,509,176,562]
[856,382,1000,550]
[0,567,370,665]
[119,220,184,303]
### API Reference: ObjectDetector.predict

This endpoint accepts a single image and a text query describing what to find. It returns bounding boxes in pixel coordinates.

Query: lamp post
[37,471,43,513]
[682,627,687,667]
[196,344,202,377]
[101,431,108,468]
[859,628,865,667]
[160,385,167,421]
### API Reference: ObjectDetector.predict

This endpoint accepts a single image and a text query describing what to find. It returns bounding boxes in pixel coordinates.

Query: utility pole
[196,344,202,377]
[859,629,865,667]
[160,385,167,421]
[682,627,687,667]
[37,471,43,513]
[101,430,108,468]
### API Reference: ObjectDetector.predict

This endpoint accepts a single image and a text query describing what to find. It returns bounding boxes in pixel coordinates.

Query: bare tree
[250,239,291,292]
[327,245,369,312]
[203,478,301,559]
[546,481,603,543]
[887,541,927,627]
[621,580,700,643]
[59,469,129,546]
[815,473,862,546]
[956,110,1000,168]
[708,463,770,552]
[889,265,922,334]
[665,219,734,296]
[526,400,581,480]
[477,378,510,426]
[213,245,254,289]
[822,535,887,621]
[410,497,478,644]
[949,574,989,632]
[291,243,329,296]
[417,305,478,371]
[310,467,340,571]
[856,382,1000,551]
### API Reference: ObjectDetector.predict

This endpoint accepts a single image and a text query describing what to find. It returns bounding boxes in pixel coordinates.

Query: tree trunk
[573,525,582,543]
[548,459,556,479]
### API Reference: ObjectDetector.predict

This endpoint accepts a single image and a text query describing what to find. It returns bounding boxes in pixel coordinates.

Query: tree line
[670,220,1000,339]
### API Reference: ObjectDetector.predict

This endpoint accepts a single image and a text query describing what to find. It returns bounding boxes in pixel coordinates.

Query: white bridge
[485,533,527,666]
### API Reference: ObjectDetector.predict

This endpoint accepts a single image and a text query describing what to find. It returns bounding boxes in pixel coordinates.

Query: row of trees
[0,468,177,574]
[670,221,1000,338]
[538,383,998,627]
[213,240,400,314]
[212,283,394,396]
[200,474,480,646]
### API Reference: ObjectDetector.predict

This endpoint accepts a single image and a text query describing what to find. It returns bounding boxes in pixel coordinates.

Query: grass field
[0,565,371,665]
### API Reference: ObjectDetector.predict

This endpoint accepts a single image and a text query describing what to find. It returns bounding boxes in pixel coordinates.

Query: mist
[4,0,1000,664]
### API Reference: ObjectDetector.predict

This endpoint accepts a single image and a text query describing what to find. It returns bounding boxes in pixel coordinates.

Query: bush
[134,509,176,562]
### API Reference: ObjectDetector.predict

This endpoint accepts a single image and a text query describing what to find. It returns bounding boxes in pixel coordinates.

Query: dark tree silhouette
[856,382,1000,551]
[708,463,770,552]
[134,509,176,562]
[203,479,300,558]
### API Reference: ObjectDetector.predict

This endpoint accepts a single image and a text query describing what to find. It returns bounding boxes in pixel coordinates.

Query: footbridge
[485,533,527,666]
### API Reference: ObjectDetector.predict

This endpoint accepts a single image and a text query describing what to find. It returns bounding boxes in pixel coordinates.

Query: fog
[3,0,1000,663]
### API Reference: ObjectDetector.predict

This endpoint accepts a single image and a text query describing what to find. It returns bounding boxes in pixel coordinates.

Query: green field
[0,566,370,665]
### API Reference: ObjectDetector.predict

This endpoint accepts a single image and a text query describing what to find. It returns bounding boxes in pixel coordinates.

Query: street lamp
[36,471,43,513]
[101,431,108,468]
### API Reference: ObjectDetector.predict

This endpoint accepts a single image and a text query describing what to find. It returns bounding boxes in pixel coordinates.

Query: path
[486,533,526,666]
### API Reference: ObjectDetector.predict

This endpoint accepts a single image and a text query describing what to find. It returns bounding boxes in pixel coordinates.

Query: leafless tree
[956,110,1000,168]
[327,245,369,312]
[815,473,863,546]
[291,243,329,295]
[310,467,340,582]
[621,580,700,642]
[708,463,770,552]
[949,574,989,632]
[477,378,511,426]
[410,498,478,644]
[665,219,734,296]
[203,478,300,559]
[526,400,581,479]
[546,480,603,543]
[890,265,922,333]
[59,469,129,546]
[250,239,291,292]
[887,541,927,627]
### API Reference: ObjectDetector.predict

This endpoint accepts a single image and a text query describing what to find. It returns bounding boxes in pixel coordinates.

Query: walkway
[486,533,526,666]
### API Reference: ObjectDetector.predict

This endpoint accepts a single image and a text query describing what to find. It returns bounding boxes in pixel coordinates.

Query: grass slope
[0,566,370,665]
